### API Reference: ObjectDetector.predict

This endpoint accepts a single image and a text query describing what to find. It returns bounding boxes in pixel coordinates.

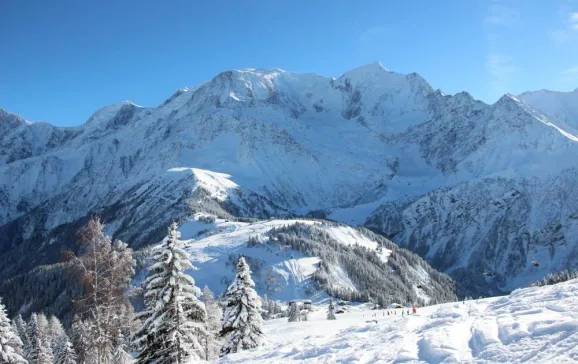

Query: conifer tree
[53,335,77,364]
[201,285,222,361]
[46,316,76,364]
[70,318,92,363]
[12,314,29,361]
[273,301,282,316]
[133,222,207,364]
[220,257,264,356]
[36,314,54,359]
[12,314,28,353]
[47,316,65,355]
[0,297,27,364]
[27,313,53,364]
[112,331,133,364]
[287,302,300,322]
[327,298,336,320]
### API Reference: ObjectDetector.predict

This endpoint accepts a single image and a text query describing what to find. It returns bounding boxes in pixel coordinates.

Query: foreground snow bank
[218,279,578,363]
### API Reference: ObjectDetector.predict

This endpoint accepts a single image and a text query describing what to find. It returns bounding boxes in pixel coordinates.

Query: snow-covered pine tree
[12,314,28,356]
[36,314,55,363]
[52,335,77,364]
[260,294,282,318]
[201,285,222,361]
[273,301,282,316]
[327,298,336,320]
[220,257,264,356]
[287,302,300,322]
[133,222,207,364]
[112,331,133,364]
[0,297,27,364]
[261,294,276,319]
[47,316,76,364]
[46,316,64,358]
[27,313,53,364]
[260,295,268,319]
[70,318,92,363]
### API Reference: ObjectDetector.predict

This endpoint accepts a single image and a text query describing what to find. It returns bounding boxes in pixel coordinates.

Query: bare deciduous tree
[66,216,137,364]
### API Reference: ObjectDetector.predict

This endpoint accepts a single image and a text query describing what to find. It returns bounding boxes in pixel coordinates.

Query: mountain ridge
[1,62,577,304]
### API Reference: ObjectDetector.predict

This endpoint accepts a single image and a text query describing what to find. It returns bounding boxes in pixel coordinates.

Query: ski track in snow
[218,279,578,363]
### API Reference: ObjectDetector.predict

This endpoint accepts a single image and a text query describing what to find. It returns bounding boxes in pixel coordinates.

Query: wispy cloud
[560,65,578,85]
[551,65,578,91]
[485,3,518,98]
[562,65,578,75]
[552,11,578,42]
[571,12,578,29]
[485,4,520,25]
[487,54,517,95]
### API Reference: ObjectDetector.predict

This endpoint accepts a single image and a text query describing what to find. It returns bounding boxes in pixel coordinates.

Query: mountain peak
[0,108,29,128]
[85,101,140,127]
[237,67,287,76]
[493,93,522,109]
[340,61,389,80]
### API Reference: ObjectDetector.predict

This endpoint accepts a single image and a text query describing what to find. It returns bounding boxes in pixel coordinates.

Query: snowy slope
[2,62,578,303]
[518,89,578,136]
[170,216,454,306]
[179,218,321,302]
[219,279,578,363]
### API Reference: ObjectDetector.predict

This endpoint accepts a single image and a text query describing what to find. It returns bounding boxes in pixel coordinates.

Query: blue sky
[1,0,577,126]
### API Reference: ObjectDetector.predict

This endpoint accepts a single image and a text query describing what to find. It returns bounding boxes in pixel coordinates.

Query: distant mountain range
[2,61,577,309]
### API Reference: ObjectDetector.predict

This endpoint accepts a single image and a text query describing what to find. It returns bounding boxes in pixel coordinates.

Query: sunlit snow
[219,279,578,363]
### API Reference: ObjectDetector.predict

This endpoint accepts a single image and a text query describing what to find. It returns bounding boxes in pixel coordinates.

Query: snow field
[218,279,578,363]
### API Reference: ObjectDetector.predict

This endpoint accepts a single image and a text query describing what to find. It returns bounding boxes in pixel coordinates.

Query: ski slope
[218,279,578,363]
[174,216,437,304]
[178,217,337,302]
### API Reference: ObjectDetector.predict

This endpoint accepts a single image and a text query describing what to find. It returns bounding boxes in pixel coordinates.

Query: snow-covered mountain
[219,279,578,363]
[1,62,577,301]
[169,216,456,307]
[518,88,578,136]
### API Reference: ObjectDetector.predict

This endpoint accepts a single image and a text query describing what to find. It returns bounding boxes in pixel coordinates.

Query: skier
[412,307,416,314]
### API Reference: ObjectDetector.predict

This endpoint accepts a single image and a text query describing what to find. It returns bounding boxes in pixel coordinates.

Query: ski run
[218,278,578,363]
